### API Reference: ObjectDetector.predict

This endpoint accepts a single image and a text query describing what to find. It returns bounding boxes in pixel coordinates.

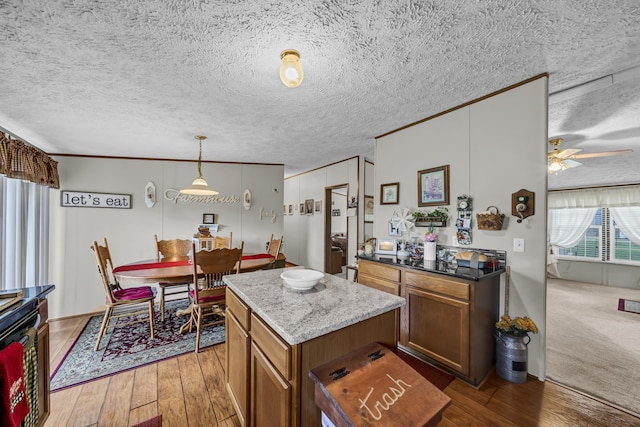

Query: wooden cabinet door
[226,310,250,426]
[401,285,470,375]
[250,342,291,427]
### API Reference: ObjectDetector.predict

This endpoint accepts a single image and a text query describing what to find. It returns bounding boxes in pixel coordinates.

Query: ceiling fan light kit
[547,137,632,174]
[279,49,304,88]
[180,135,219,196]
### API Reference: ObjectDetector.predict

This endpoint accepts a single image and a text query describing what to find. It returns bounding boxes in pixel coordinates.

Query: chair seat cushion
[114,286,154,301]
[189,289,225,303]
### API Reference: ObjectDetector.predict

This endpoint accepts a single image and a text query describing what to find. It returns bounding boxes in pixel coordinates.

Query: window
[557,208,640,265]
[612,217,640,263]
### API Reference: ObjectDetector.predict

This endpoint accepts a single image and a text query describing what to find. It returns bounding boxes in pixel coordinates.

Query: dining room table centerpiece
[494,315,538,383]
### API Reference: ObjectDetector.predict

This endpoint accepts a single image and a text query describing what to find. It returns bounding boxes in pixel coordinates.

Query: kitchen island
[223,267,405,426]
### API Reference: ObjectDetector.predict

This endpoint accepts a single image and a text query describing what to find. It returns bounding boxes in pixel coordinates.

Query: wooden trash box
[309,342,451,426]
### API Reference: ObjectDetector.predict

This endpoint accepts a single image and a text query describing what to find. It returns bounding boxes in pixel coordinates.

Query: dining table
[113,252,286,334]
[113,252,286,285]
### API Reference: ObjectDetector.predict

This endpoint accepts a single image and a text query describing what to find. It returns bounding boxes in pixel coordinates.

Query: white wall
[283,157,360,270]
[374,77,549,379]
[48,156,283,319]
[555,260,640,289]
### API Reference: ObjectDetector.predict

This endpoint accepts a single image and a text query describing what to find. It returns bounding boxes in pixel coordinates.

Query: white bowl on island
[280,269,325,290]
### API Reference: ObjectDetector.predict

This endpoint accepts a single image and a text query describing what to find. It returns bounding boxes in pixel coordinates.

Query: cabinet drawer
[227,289,250,330]
[251,313,291,379]
[359,261,401,283]
[404,271,470,300]
[358,273,401,295]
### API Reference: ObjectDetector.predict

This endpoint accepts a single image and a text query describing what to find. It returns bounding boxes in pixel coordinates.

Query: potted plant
[494,315,538,383]
[413,207,449,227]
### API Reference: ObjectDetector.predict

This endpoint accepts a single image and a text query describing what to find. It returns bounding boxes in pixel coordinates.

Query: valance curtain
[0,132,59,188]
[548,185,640,209]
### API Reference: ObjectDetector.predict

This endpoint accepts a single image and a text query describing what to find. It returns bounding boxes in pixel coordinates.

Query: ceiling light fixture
[180,135,219,196]
[279,49,304,88]
[548,158,568,174]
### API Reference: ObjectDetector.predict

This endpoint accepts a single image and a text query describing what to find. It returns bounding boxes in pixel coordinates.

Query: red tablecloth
[113,254,273,273]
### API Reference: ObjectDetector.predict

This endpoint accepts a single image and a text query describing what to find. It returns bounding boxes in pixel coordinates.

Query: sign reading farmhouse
[164,189,240,204]
[61,191,131,209]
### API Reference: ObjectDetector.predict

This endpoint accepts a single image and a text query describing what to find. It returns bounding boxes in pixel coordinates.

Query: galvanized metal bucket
[495,332,531,383]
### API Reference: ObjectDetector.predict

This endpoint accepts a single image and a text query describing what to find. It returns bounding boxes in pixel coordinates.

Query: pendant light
[279,49,304,88]
[180,135,219,196]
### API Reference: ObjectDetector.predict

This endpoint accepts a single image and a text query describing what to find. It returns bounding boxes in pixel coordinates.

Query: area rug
[50,300,225,391]
[132,414,162,427]
[618,298,640,314]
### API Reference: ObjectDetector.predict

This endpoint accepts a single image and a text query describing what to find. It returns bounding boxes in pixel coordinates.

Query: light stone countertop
[223,267,405,345]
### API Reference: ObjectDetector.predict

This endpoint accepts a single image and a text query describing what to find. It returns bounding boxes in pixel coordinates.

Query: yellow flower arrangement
[495,315,538,337]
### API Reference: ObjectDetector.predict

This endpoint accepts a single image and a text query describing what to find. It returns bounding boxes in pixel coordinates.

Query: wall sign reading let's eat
[61,191,131,209]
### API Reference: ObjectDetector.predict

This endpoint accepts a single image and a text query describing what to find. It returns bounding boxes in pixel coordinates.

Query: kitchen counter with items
[223,267,404,426]
[357,244,506,281]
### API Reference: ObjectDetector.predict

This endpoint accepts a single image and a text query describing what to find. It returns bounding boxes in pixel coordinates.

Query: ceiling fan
[547,138,633,174]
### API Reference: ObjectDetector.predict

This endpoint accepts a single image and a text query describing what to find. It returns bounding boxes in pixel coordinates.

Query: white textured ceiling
[1,1,639,188]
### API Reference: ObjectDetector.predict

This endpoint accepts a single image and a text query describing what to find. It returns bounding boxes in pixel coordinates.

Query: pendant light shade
[180,135,219,196]
[279,49,304,88]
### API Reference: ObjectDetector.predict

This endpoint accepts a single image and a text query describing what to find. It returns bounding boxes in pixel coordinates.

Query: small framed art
[380,182,399,205]
[364,195,374,223]
[203,213,215,224]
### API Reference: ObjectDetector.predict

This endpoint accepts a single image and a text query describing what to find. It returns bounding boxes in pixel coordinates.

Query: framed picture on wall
[288,204,293,215]
[300,203,305,214]
[417,165,450,207]
[364,195,374,223]
[380,182,399,205]
[305,199,314,215]
[314,200,322,213]
[203,213,215,224]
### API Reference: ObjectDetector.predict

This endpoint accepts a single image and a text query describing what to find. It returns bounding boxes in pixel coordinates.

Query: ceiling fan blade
[571,149,633,159]
[563,159,582,168]
[550,148,582,159]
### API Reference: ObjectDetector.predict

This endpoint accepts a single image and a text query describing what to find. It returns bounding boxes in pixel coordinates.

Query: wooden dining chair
[187,241,243,353]
[214,232,233,249]
[91,238,156,351]
[154,234,193,321]
[265,234,283,269]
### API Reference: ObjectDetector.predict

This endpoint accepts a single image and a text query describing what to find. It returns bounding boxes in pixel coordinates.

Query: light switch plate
[513,238,525,252]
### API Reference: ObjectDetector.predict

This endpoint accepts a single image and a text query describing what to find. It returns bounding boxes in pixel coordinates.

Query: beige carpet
[546,278,640,417]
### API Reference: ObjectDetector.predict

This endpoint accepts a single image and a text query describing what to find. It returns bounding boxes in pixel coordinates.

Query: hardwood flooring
[45,314,640,427]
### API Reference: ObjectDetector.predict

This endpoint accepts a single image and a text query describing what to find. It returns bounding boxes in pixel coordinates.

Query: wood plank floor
[44,314,640,427]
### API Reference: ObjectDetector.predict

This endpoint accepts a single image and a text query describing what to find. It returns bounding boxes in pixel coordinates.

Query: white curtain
[610,207,640,246]
[549,185,640,209]
[548,208,598,248]
[0,175,49,289]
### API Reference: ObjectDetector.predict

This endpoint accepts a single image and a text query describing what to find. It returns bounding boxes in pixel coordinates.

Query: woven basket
[476,206,505,230]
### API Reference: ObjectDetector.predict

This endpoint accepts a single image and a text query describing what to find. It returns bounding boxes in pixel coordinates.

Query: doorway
[324,184,349,275]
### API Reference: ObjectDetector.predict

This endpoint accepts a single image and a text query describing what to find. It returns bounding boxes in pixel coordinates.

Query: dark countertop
[0,284,55,337]
[358,248,506,281]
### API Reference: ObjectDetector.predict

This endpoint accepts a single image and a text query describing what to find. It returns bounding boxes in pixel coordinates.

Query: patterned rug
[50,299,225,391]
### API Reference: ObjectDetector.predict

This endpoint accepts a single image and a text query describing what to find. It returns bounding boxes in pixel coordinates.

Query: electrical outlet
[513,238,525,252]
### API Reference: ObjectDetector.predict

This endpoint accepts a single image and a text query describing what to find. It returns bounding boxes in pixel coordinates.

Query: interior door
[324,184,349,274]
